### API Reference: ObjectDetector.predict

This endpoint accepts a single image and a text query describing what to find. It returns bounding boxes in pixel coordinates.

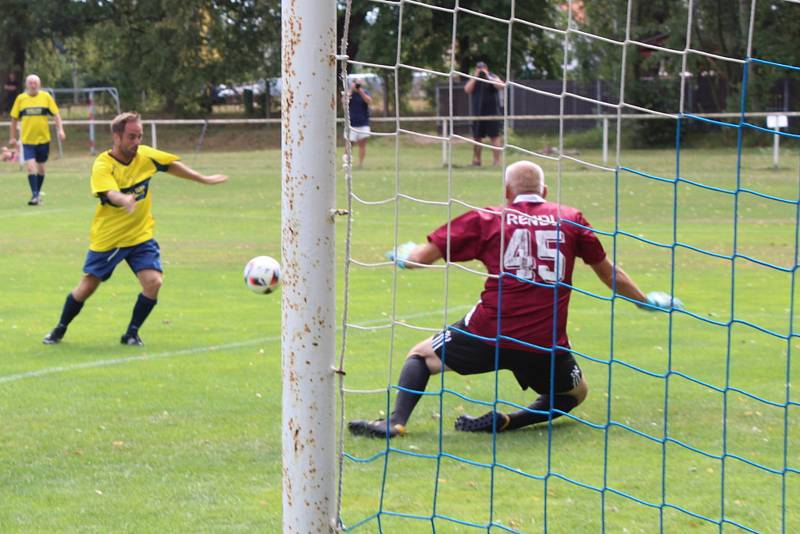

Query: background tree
[0,0,99,89]
[80,0,280,114]
[342,0,561,115]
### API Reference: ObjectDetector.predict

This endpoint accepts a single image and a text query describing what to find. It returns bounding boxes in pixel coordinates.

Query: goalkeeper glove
[637,291,684,312]
[385,241,418,269]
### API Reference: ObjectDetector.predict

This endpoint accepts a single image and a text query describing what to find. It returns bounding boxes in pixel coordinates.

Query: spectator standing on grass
[464,61,504,167]
[347,79,372,168]
[3,71,20,115]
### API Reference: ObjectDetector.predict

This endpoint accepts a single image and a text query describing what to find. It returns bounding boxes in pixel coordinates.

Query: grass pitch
[0,133,798,533]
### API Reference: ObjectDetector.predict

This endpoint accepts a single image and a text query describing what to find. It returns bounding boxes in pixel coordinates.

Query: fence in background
[2,110,799,167]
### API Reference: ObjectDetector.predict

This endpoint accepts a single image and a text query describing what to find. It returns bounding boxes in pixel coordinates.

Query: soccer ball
[244,256,281,294]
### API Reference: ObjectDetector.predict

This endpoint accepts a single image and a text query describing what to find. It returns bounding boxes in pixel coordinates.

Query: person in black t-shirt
[464,62,505,166]
[3,71,21,115]
[347,79,373,167]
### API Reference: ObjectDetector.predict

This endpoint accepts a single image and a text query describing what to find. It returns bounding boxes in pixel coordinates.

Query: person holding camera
[464,61,505,166]
[348,79,373,167]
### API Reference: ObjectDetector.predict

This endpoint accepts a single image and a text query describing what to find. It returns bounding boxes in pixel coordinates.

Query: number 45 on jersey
[503,229,565,283]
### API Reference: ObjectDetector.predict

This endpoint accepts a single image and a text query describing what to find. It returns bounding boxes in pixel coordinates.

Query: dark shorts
[431,318,582,393]
[22,143,50,163]
[472,119,502,140]
[83,239,162,282]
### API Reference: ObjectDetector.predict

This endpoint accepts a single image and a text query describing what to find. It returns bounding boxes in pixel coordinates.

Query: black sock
[126,293,157,335]
[57,293,84,330]
[36,174,44,194]
[506,394,579,431]
[389,355,431,426]
[27,174,36,196]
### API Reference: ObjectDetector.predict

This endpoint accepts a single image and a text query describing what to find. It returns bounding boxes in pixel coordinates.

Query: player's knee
[571,378,589,406]
[138,271,163,296]
[74,275,101,301]
[406,344,441,374]
[408,339,431,359]
[146,275,163,293]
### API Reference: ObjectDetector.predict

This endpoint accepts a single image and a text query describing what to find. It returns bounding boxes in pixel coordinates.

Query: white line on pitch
[0,304,472,385]
[0,207,72,219]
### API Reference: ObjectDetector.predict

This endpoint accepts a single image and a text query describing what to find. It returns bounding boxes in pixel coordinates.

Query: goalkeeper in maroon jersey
[349,160,683,438]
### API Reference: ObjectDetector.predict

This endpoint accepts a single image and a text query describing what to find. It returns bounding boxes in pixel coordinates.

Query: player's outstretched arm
[590,257,647,302]
[590,257,683,311]
[386,242,442,269]
[406,242,442,268]
[167,161,228,185]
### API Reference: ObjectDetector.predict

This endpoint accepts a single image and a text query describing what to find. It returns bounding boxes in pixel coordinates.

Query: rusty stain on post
[281,0,337,531]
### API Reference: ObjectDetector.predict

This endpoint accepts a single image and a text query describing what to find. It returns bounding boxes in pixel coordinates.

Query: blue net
[337,2,799,532]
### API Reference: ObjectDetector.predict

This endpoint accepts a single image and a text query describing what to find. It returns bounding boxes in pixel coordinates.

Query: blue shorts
[22,143,50,164]
[83,239,162,281]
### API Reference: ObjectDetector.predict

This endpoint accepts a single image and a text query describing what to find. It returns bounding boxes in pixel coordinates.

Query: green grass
[0,136,799,533]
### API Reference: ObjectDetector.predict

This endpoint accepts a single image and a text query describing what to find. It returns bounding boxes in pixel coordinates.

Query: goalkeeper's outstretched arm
[589,257,647,303]
[405,243,442,268]
[385,242,442,269]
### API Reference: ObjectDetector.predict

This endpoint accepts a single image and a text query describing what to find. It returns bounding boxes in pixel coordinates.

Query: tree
[577,0,800,115]
[0,0,99,88]
[78,0,280,114]
[341,0,561,114]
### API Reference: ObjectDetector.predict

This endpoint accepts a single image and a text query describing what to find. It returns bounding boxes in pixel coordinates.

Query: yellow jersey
[89,145,180,252]
[10,91,60,145]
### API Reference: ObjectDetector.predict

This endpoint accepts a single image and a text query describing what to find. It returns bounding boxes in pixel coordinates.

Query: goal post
[280,0,338,531]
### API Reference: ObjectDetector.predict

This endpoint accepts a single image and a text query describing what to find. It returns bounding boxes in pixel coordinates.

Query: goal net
[332,0,800,532]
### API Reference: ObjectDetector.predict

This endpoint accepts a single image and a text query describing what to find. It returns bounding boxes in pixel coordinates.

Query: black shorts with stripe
[431,318,582,394]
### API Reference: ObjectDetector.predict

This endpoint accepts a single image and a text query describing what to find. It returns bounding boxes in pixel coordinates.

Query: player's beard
[121,145,139,160]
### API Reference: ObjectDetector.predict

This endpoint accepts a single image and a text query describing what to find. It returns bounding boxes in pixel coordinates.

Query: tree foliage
[575,0,800,113]
[342,0,562,78]
[571,0,800,145]
[1,0,279,115]
[83,0,280,113]
[0,0,101,88]
[3,0,799,119]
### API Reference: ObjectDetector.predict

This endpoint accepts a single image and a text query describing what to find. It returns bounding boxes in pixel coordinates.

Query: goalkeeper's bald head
[505,160,546,199]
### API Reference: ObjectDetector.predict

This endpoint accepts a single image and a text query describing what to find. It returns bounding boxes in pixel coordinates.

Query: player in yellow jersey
[43,112,228,346]
[8,74,66,205]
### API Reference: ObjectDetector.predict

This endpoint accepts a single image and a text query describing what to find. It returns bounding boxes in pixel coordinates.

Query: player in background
[349,160,682,437]
[42,112,228,346]
[9,74,65,206]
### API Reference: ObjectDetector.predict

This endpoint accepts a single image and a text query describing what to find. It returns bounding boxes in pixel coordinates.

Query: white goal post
[280,0,338,532]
